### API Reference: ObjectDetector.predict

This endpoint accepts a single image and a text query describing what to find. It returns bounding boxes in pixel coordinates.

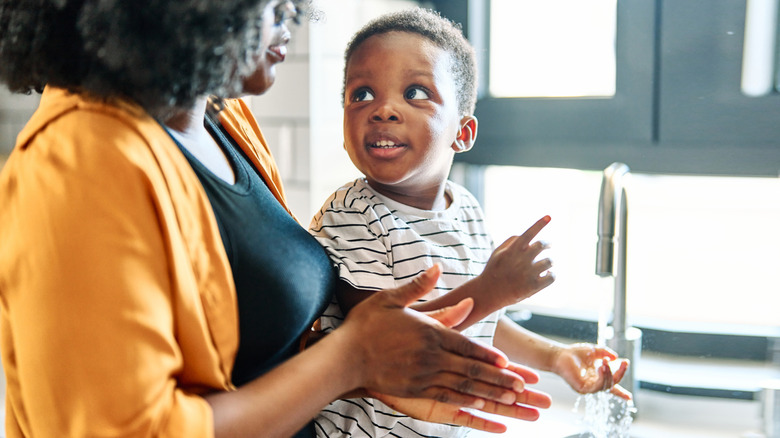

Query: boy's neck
[366,180,451,211]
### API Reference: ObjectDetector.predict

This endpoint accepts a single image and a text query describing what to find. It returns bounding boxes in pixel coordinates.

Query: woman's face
[241,0,295,96]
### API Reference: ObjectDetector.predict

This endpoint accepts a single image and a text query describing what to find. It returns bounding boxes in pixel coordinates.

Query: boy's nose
[370,100,402,122]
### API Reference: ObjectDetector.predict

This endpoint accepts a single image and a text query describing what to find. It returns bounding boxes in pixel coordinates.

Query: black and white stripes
[309,179,502,438]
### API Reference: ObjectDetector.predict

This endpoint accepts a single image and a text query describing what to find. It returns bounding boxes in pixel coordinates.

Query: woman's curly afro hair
[0,0,272,117]
[343,7,478,117]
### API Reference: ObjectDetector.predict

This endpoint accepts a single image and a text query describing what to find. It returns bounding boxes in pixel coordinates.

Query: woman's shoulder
[19,87,161,152]
[10,87,184,191]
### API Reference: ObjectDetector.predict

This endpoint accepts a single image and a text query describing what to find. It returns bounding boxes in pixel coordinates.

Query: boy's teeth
[375,140,396,147]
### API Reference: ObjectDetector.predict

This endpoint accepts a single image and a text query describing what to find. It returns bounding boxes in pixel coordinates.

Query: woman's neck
[166,97,236,184]
[165,96,209,136]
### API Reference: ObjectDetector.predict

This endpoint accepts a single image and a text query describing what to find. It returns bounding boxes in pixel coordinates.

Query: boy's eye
[405,87,429,100]
[352,89,375,102]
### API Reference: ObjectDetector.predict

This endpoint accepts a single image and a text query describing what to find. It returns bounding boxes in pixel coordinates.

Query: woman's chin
[241,70,275,96]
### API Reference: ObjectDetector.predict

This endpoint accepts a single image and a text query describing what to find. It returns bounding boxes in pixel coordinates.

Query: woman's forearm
[206,326,359,438]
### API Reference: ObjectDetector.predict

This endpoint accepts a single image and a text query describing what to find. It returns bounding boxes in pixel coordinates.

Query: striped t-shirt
[309,178,503,438]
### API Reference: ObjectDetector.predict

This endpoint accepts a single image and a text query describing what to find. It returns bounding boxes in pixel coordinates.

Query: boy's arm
[414,216,554,329]
[337,216,554,329]
[337,276,507,329]
[494,316,632,400]
[493,316,565,372]
[335,279,375,316]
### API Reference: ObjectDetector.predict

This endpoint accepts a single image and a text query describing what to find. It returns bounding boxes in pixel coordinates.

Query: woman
[0,1,547,437]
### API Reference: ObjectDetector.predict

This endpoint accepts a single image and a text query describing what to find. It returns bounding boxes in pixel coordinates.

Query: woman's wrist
[322,317,375,392]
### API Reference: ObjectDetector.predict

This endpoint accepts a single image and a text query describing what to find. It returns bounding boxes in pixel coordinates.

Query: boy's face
[343,31,465,202]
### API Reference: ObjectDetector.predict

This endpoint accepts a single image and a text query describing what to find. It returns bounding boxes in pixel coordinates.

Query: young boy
[310,8,630,437]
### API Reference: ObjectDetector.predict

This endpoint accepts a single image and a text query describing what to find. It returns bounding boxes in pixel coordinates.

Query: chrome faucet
[596,162,641,405]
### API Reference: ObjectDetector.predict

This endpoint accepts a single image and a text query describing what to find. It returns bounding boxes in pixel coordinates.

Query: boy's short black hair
[0,0,278,116]
[343,7,478,117]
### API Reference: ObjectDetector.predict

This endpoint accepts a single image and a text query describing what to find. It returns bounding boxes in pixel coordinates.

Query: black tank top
[171,114,336,437]
[169,112,335,384]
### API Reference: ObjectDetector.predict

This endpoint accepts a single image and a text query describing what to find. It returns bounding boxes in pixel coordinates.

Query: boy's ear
[452,116,478,153]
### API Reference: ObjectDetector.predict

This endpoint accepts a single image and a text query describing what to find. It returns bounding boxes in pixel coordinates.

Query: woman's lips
[267,44,287,63]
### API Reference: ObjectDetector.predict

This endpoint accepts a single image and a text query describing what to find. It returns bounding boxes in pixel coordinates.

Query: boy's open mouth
[369,140,406,149]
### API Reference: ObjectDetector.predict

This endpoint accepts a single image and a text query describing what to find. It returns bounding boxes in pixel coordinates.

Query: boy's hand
[479,216,555,307]
[552,343,633,400]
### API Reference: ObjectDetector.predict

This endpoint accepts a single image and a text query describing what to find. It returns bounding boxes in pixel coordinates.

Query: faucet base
[764,379,780,438]
[599,326,643,409]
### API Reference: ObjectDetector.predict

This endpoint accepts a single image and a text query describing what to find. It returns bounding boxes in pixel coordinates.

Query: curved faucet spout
[595,162,640,406]
[596,162,630,340]
[596,162,630,278]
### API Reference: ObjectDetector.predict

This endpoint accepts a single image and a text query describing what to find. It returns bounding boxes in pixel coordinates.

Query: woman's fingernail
[501,391,518,405]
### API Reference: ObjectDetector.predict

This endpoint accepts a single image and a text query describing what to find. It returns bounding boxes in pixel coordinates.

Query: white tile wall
[249,60,311,120]
[0,86,40,156]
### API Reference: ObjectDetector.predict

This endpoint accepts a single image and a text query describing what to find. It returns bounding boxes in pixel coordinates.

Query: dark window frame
[433,0,780,176]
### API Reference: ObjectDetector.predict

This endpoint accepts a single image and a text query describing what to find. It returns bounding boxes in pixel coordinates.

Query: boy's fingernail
[513,380,525,392]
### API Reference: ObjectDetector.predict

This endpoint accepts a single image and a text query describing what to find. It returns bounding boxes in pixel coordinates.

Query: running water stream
[573,391,636,438]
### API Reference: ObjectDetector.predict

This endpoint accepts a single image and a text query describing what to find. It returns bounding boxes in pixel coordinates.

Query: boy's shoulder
[320,178,385,212]
[311,178,395,231]
[446,180,483,209]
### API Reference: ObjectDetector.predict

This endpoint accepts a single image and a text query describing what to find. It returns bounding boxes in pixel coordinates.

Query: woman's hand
[552,343,632,400]
[371,382,553,434]
[369,360,551,433]
[338,265,528,409]
[475,216,555,309]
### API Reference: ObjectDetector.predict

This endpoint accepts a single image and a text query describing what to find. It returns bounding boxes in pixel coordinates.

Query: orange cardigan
[0,87,291,437]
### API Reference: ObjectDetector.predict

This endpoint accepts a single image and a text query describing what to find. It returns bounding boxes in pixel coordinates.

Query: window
[436,0,780,407]
[489,0,617,98]
[440,0,780,176]
[482,166,780,332]
[741,0,779,96]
